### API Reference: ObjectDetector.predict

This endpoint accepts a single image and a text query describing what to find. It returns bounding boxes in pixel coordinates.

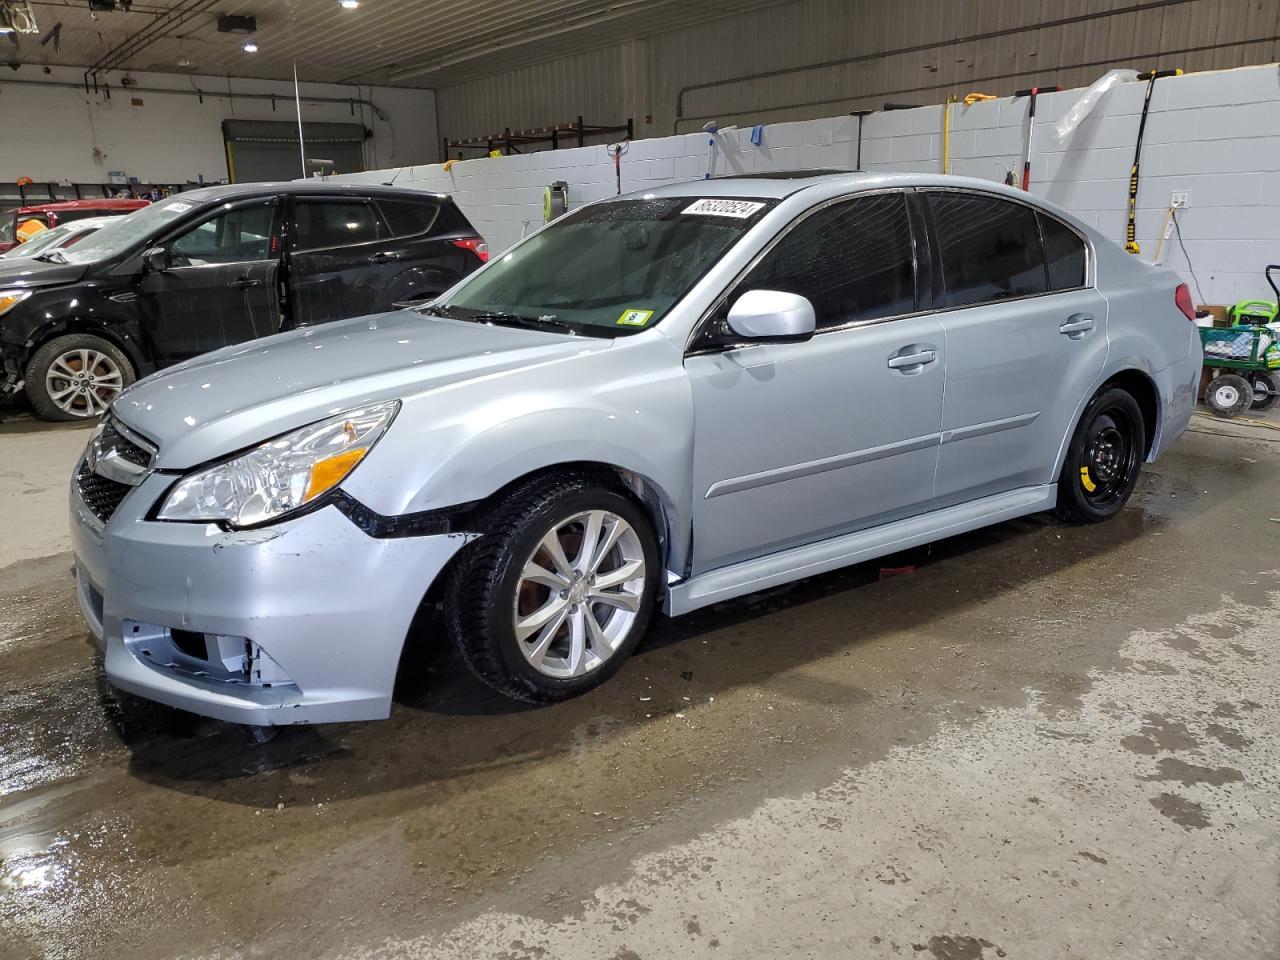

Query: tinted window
[1039,211,1086,290]
[293,199,385,251]
[169,200,274,265]
[929,193,1047,307]
[734,193,916,329]
[377,198,439,238]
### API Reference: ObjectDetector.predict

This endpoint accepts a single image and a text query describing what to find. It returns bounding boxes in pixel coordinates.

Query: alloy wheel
[512,509,647,679]
[45,348,124,418]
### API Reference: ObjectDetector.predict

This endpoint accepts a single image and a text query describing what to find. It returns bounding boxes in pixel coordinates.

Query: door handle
[368,250,405,264]
[1059,313,1094,338]
[229,277,262,289]
[887,348,938,371]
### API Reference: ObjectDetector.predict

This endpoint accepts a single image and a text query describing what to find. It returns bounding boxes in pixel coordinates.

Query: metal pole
[293,60,307,177]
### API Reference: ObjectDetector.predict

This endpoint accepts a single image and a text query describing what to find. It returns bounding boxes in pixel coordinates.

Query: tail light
[451,237,489,263]
[1174,283,1196,323]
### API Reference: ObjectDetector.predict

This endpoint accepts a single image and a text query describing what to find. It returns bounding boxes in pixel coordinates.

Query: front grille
[76,462,132,524]
[100,419,153,467]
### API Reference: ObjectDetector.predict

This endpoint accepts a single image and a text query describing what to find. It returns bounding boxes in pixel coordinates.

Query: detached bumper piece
[124,621,297,690]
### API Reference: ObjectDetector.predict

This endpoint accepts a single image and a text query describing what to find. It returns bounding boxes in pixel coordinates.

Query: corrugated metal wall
[437,0,1280,145]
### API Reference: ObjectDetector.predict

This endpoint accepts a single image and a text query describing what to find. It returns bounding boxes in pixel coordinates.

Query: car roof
[14,198,150,214]
[633,171,1045,202]
[162,181,454,205]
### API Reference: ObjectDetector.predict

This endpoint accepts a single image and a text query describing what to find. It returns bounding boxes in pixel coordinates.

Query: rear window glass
[293,199,385,251]
[929,193,1047,307]
[377,199,440,238]
[1039,212,1087,290]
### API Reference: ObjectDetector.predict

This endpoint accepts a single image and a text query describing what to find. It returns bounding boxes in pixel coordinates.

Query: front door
[138,196,283,366]
[923,191,1109,506]
[686,191,946,574]
[286,195,393,326]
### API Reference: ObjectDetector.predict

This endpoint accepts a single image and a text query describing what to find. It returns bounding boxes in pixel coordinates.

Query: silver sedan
[69,172,1201,724]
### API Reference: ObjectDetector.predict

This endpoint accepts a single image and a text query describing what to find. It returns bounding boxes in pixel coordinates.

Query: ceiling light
[339,0,359,8]
[242,40,258,53]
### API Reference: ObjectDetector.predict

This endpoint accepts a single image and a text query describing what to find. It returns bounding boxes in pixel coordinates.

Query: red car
[0,198,150,253]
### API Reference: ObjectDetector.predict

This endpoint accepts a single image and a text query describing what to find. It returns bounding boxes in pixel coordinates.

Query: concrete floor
[1,403,1278,960]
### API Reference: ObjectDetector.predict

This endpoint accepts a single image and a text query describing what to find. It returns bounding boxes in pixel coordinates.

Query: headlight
[0,290,32,316]
[157,401,399,528]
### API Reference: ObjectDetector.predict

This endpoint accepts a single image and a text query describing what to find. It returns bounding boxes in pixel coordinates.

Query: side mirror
[142,246,170,272]
[725,289,816,343]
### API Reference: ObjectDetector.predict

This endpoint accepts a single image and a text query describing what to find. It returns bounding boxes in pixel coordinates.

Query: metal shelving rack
[443,116,633,159]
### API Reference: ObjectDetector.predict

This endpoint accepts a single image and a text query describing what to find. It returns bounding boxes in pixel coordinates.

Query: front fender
[341,335,696,573]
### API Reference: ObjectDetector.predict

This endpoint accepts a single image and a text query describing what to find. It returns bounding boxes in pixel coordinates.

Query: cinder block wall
[334,64,1280,305]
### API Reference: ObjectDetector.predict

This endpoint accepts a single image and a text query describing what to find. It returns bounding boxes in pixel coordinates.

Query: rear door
[138,195,283,365]
[371,196,486,306]
[925,190,1107,506]
[286,195,394,325]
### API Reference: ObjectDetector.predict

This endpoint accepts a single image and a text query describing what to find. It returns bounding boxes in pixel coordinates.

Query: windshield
[58,197,200,264]
[2,223,75,259]
[435,196,775,337]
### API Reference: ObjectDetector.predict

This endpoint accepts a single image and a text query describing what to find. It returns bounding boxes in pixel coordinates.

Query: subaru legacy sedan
[69,172,1201,725]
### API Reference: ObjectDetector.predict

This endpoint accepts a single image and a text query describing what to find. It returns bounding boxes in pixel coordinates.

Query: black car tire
[445,471,660,703]
[1249,371,1278,411]
[1205,373,1254,418]
[25,333,136,422]
[1055,387,1146,525]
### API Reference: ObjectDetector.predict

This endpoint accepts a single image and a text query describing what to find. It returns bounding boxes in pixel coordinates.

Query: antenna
[293,60,306,177]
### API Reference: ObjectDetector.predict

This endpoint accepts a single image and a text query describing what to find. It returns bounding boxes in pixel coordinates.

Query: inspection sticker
[682,198,766,219]
[617,308,655,327]
[163,201,193,213]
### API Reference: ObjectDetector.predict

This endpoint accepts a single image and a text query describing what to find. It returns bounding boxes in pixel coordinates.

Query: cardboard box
[1197,304,1230,328]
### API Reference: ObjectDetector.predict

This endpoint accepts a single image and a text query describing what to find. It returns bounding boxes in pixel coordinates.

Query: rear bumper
[1149,338,1202,461]
[71,467,470,725]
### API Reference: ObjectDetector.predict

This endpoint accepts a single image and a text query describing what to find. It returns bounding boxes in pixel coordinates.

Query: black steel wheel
[1056,387,1146,524]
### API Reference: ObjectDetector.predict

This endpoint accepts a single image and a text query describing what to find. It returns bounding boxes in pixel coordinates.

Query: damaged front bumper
[70,466,471,725]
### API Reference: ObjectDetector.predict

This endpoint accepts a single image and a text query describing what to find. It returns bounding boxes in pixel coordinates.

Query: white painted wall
[337,64,1280,307]
[0,66,439,187]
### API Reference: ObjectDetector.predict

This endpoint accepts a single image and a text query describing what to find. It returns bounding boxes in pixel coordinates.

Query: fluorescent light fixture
[243,40,258,53]
[340,0,359,8]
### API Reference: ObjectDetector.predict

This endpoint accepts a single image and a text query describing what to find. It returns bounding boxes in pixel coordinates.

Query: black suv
[0,183,488,420]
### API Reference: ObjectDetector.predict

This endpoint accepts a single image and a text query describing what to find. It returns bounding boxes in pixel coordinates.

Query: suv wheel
[25,334,135,421]
[1055,387,1146,524]
[446,473,660,702]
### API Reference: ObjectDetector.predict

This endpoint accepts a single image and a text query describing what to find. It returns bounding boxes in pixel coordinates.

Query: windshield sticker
[617,308,655,327]
[682,199,766,219]
[163,201,193,213]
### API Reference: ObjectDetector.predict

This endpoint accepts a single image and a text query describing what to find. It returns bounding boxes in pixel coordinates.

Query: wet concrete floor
[1,411,1278,959]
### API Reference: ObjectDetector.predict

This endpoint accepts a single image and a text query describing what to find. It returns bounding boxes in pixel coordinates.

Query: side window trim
[289,195,389,253]
[685,186,926,356]
[922,187,1094,313]
[159,196,281,269]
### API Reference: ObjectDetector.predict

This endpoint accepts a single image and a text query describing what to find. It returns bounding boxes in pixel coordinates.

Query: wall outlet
[1171,190,1190,208]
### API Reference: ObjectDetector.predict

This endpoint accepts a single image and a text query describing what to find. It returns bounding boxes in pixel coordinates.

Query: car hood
[0,258,88,290]
[113,310,612,469]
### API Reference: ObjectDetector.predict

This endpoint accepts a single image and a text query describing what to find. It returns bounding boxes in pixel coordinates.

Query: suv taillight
[1174,283,1196,323]
[452,237,489,263]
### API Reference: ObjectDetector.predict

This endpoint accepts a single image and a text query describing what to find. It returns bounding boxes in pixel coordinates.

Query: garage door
[222,119,368,183]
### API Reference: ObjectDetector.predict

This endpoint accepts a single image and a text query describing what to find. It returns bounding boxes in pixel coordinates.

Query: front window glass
[170,200,275,266]
[732,193,916,329]
[436,196,774,337]
[59,198,200,264]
